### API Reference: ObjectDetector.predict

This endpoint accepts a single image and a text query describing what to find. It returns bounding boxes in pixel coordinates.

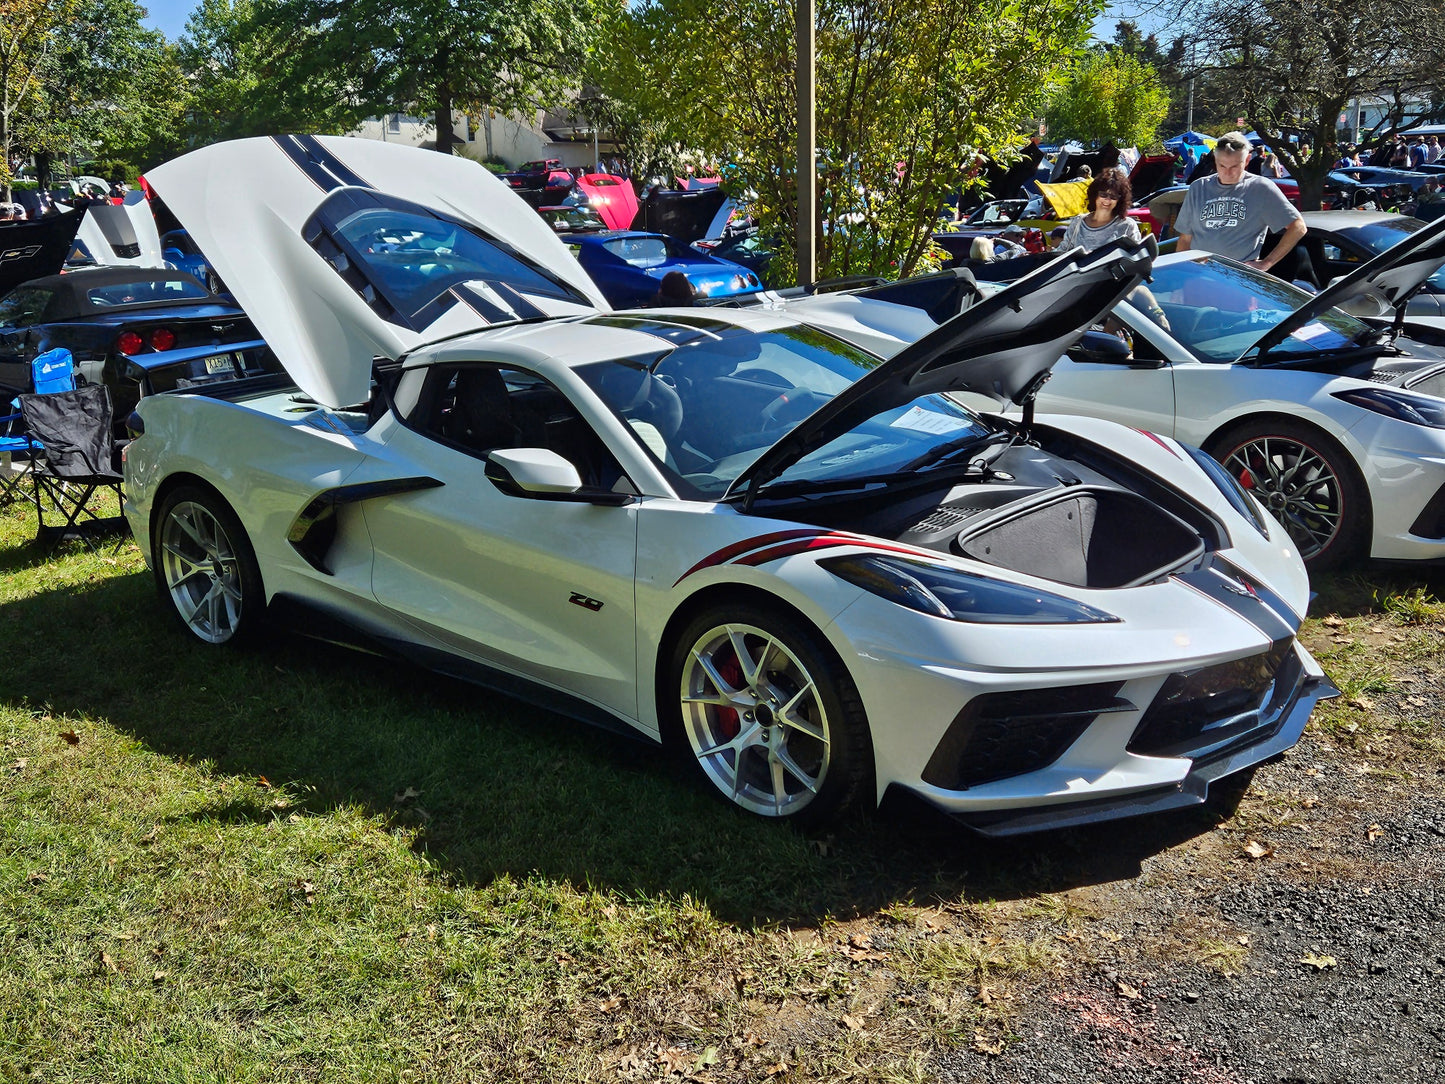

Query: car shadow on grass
[0,565,1251,928]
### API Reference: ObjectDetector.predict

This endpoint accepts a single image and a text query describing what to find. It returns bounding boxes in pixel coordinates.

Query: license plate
[204,354,235,375]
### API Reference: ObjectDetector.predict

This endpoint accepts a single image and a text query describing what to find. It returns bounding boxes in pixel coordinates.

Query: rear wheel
[1207,419,1369,572]
[667,604,871,825]
[152,486,264,645]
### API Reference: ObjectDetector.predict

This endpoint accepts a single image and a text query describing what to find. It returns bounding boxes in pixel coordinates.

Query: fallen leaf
[393,786,421,803]
[26,871,48,885]
[296,879,315,903]
[765,1057,789,1076]
[1346,697,1372,711]
[656,1046,692,1075]
[743,1031,765,1047]
[256,776,271,789]
[1237,934,1251,946]
[1243,839,1274,860]
[974,984,995,1005]
[1116,979,1142,1000]
[896,994,917,1006]
[1300,953,1338,971]
[599,995,623,1013]
[556,950,574,965]
[1301,797,1319,809]
[847,933,873,949]
[1321,615,1345,628]
[288,813,302,824]
[617,1053,643,1071]
[972,1032,1004,1056]
[152,969,168,983]
[1367,823,1385,842]
[101,951,119,973]
[57,730,80,745]
[841,1013,865,1031]
[9,758,25,773]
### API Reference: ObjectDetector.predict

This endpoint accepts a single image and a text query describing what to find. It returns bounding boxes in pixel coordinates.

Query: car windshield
[86,277,210,308]
[601,236,679,267]
[1343,218,1445,290]
[576,324,992,500]
[1144,256,1373,362]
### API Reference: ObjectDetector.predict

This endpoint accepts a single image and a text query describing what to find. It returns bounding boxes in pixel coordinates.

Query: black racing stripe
[487,281,546,321]
[294,135,369,189]
[1173,562,1298,643]
[272,134,334,191]
[1214,556,1302,630]
[450,284,513,324]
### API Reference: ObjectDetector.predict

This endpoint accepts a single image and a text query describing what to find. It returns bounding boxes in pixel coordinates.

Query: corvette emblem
[1219,577,1258,599]
[0,245,41,263]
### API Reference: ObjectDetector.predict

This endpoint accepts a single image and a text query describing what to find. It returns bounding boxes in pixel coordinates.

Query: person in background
[1427,136,1442,164]
[1059,169,1140,252]
[1175,132,1307,272]
[652,271,696,307]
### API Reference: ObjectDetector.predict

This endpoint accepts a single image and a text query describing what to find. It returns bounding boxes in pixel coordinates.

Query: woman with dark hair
[1058,169,1141,252]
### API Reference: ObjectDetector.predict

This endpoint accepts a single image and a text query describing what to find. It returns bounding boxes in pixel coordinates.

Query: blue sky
[141,0,194,40]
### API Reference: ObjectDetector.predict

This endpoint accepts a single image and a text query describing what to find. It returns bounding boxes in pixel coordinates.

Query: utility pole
[796,0,817,286]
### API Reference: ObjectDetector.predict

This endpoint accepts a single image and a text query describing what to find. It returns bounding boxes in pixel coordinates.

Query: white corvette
[122,137,1332,832]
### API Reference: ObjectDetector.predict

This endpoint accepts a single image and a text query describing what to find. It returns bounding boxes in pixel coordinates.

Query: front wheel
[667,604,872,825]
[1207,420,1369,572]
[152,486,264,644]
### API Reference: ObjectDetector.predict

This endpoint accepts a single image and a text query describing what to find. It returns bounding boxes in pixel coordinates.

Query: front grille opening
[1128,640,1296,757]
[922,681,1130,790]
[1408,483,1445,540]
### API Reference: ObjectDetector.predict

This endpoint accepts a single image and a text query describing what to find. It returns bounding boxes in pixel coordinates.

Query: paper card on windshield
[1289,321,1335,343]
[890,404,971,435]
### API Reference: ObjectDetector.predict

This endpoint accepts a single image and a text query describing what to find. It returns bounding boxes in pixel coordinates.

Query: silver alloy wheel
[1221,435,1342,560]
[679,622,831,817]
[159,500,245,643]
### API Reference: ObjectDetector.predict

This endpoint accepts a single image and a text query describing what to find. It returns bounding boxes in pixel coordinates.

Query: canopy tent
[1164,131,1217,151]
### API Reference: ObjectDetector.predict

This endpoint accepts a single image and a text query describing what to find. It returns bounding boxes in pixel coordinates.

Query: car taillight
[117,331,144,355]
[149,327,176,351]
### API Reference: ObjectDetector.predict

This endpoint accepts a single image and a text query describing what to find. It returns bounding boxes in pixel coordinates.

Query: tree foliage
[255,0,604,154]
[1181,0,1445,209]
[1046,48,1170,148]
[586,0,1099,284]
[0,0,183,196]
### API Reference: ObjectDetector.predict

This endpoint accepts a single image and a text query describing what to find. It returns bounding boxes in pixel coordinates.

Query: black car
[0,266,263,423]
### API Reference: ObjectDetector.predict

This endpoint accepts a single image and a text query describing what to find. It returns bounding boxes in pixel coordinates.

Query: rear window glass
[602,237,672,266]
[0,286,55,327]
[87,278,209,307]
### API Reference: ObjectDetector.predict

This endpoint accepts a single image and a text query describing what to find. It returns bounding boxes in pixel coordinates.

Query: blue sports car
[567,230,762,308]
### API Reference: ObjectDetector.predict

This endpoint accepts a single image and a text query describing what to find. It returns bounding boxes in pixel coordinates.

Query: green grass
[5,502,1443,1081]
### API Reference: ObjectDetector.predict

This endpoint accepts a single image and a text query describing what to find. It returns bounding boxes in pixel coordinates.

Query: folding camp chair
[0,348,76,508]
[18,383,127,554]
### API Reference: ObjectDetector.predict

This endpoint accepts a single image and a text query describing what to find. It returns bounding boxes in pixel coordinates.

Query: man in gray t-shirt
[1176,132,1307,270]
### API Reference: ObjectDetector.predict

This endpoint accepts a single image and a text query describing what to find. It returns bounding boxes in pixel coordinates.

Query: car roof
[17,266,207,293]
[1300,210,1407,230]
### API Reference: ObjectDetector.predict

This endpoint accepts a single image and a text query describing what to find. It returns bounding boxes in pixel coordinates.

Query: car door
[365,362,640,721]
[1033,308,1179,434]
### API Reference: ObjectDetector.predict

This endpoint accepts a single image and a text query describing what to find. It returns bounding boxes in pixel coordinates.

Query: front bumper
[946,665,1335,836]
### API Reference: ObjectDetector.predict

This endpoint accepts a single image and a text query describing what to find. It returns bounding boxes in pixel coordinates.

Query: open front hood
[76,190,163,268]
[1129,153,1179,202]
[145,135,609,407]
[0,211,84,294]
[1250,214,1445,360]
[728,237,1156,499]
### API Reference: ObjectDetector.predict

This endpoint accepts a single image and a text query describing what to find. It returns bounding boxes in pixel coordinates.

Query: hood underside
[1250,214,1445,359]
[729,237,1157,498]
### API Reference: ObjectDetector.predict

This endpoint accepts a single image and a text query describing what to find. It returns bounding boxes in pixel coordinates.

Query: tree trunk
[434,45,454,155]
[0,108,10,203]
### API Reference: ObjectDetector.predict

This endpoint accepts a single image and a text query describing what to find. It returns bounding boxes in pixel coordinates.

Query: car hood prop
[726,236,1156,507]
[1248,214,1445,361]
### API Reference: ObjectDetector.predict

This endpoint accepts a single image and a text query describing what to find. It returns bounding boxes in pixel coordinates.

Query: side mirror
[485,448,632,506]
[1067,330,1135,365]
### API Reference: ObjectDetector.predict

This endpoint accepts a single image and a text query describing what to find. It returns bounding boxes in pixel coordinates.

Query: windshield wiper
[898,430,1014,472]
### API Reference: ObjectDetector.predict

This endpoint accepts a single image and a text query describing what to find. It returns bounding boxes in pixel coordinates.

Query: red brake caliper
[713,649,745,740]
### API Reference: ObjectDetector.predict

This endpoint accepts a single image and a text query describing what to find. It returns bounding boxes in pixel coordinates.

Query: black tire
[665,603,872,825]
[152,485,265,645]
[1206,419,1369,572]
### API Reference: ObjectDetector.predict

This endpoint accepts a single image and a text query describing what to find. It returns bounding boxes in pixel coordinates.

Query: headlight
[820,554,1119,624]
[1333,386,1445,429]
[1182,443,1270,539]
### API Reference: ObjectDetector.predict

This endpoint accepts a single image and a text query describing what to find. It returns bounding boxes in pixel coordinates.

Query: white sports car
[1036,221,1445,570]
[122,136,1331,833]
